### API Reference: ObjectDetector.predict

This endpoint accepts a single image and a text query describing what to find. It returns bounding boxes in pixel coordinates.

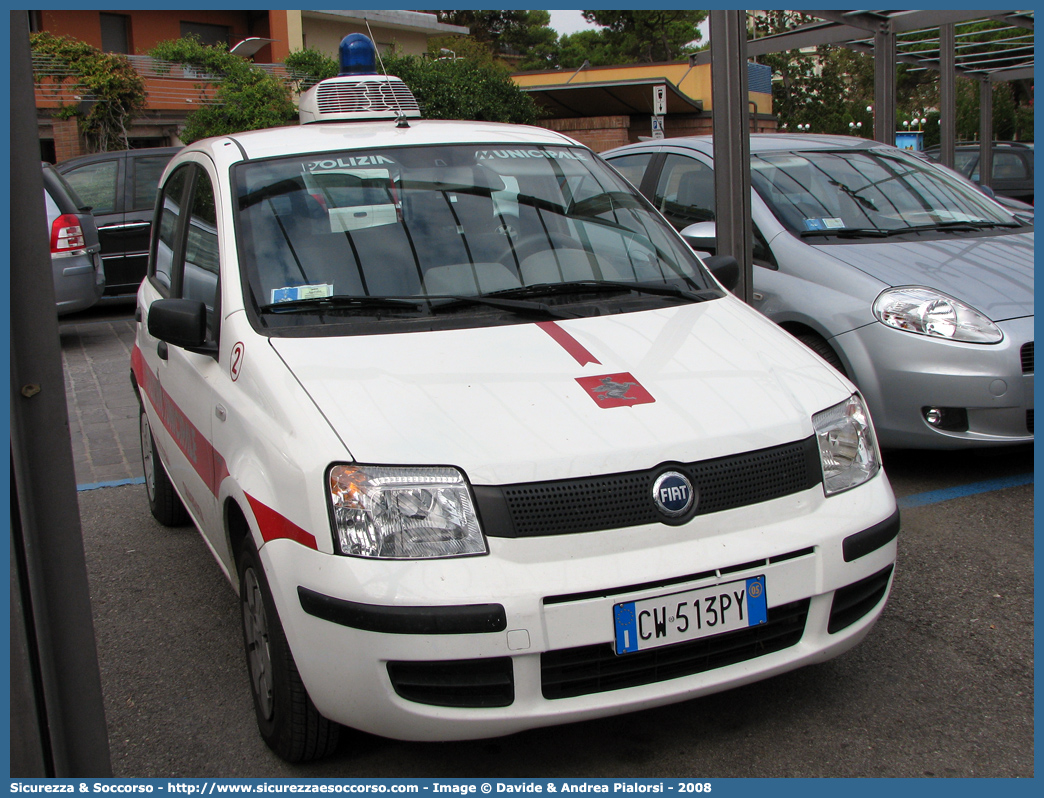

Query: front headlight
[873,286,1002,343]
[327,465,487,559]
[813,395,880,496]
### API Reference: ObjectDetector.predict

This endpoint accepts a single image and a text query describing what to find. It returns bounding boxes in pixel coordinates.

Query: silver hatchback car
[42,162,105,315]
[604,135,1033,449]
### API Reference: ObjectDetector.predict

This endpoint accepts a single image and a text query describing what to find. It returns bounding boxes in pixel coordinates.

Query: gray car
[603,134,1033,449]
[42,162,104,315]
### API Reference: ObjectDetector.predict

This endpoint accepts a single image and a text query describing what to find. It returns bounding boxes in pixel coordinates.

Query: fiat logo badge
[653,471,696,518]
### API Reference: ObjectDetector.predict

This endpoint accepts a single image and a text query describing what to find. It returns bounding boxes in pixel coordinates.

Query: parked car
[56,146,181,297]
[132,38,898,763]
[604,134,1033,450]
[42,162,104,315]
[923,141,1034,204]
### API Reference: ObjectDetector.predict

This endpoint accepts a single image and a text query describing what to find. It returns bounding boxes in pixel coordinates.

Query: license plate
[613,576,767,655]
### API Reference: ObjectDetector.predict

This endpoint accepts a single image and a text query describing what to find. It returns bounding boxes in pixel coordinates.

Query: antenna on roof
[363,20,410,128]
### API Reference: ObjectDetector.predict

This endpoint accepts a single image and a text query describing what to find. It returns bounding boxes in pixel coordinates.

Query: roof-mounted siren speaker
[298,34,421,124]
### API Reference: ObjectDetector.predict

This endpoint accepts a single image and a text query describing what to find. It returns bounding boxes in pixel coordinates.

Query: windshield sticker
[270,283,334,304]
[576,373,655,409]
[475,149,588,162]
[306,155,396,172]
[804,217,846,231]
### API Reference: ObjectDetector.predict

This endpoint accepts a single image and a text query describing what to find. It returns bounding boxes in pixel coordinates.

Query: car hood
[810,231,1034,321]
[270,299,849,485]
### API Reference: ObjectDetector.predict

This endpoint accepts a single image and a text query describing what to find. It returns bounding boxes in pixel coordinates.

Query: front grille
[1021,342,1033,374]
[541,598,810,699]
[387,658,513,708]
[476,437,822,538]
[828,564,894,634]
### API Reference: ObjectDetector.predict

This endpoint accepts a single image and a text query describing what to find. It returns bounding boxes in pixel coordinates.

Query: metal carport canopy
[705,9,1033,305]
[521,78,702,118]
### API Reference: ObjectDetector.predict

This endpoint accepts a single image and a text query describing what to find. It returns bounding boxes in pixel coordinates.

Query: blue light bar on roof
[339,33,377,76]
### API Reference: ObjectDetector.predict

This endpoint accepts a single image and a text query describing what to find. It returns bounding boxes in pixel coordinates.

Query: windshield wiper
[800,228,891,239]
[259,296,426,314]
[428,294,577,320]
[903,220,1020,232]
[492,280,722,304]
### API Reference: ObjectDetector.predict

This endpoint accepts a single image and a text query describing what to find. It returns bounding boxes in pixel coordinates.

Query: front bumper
[836,316,1033,449]
[259,474,898,742]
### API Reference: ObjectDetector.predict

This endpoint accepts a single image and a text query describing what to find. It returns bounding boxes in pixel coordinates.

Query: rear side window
[132,156,175,210]
[62,159,119,213]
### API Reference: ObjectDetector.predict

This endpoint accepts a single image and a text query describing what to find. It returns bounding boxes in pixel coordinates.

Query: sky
[547,10,710,43]
[547,10,598,37]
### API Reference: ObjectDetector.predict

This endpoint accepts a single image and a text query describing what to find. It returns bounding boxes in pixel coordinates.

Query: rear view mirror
[148,298,215,355]
[702,255,740,293]
[680,221,716,256]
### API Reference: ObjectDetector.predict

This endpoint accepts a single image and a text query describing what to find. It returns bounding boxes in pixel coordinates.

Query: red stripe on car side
[245,493,319,550]
[536,321,602,366]
[132,343,228,496]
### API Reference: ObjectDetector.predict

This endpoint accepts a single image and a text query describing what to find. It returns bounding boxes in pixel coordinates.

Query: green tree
[434,11,559,71]
[383,54,537,124]
[282,47,538,126]
[30,31,146,152]
[581,10,706,63]
[149,37,296,142]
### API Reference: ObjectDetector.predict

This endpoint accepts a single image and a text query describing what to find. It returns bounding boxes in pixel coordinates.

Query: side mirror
[702,254,740,293]
[148,298,215,354]
[976,183,996,199]
[680,221,716,256]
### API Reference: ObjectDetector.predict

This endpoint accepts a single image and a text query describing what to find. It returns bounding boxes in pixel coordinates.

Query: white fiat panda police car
[133,36,899,762]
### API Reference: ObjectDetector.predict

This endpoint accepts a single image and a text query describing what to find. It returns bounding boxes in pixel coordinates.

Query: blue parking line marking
[896,472,1033,509]
[77,477,146,492]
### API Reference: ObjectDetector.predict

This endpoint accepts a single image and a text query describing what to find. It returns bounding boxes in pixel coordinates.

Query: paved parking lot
[61,307,1034,778]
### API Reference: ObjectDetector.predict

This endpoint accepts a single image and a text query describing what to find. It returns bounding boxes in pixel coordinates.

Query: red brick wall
[52,117,85,162]
[539,114,776,152]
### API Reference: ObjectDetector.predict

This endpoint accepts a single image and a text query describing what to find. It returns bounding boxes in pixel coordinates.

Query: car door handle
[157,341,168,361]
[98,222,150,231]
[215,404,227,422]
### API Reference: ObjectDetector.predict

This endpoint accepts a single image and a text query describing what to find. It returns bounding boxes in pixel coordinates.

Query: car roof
[606,133,879,158]
[56,146,183,170]
[180,119,580,163]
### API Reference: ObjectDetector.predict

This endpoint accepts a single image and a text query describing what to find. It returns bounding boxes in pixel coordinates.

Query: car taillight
[51,213,86,253]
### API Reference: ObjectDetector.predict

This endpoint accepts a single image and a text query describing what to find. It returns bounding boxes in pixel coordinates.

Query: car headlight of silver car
[812,395,881,495]
[327,465,487,558]
[873,286,1002,343]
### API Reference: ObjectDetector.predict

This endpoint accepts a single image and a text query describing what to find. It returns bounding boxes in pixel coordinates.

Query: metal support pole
[710,9,753,305]
[874,29,896,145]
[979,78,993,189]
[939,23,956,169]
[9,10,113,777]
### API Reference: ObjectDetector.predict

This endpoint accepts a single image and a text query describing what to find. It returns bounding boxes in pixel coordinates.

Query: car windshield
[751,147,1018,236]
[233,143,719,327]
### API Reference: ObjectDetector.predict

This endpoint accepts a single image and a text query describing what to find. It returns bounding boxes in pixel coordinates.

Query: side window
[653,154,716,231]
[131,156,174,210]
[954,152,978,178]
[606,153,653,191]
[62,160,119,213]
[182,170,221,340]
[152,166,190,292]
[992,152,1028,181]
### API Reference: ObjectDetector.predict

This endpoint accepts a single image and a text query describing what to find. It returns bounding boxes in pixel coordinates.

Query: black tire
[237,539,340,762]
[139,406,190,526]
[796,332,847,378]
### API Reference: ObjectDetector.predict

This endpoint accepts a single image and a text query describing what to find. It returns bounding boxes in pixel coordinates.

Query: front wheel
[237,539,340,762]
[795,332,847,378]
[139,406,190,526]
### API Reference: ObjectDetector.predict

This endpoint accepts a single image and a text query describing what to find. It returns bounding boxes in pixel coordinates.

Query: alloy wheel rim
[140,413,156,502]
[242,568,274,720]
